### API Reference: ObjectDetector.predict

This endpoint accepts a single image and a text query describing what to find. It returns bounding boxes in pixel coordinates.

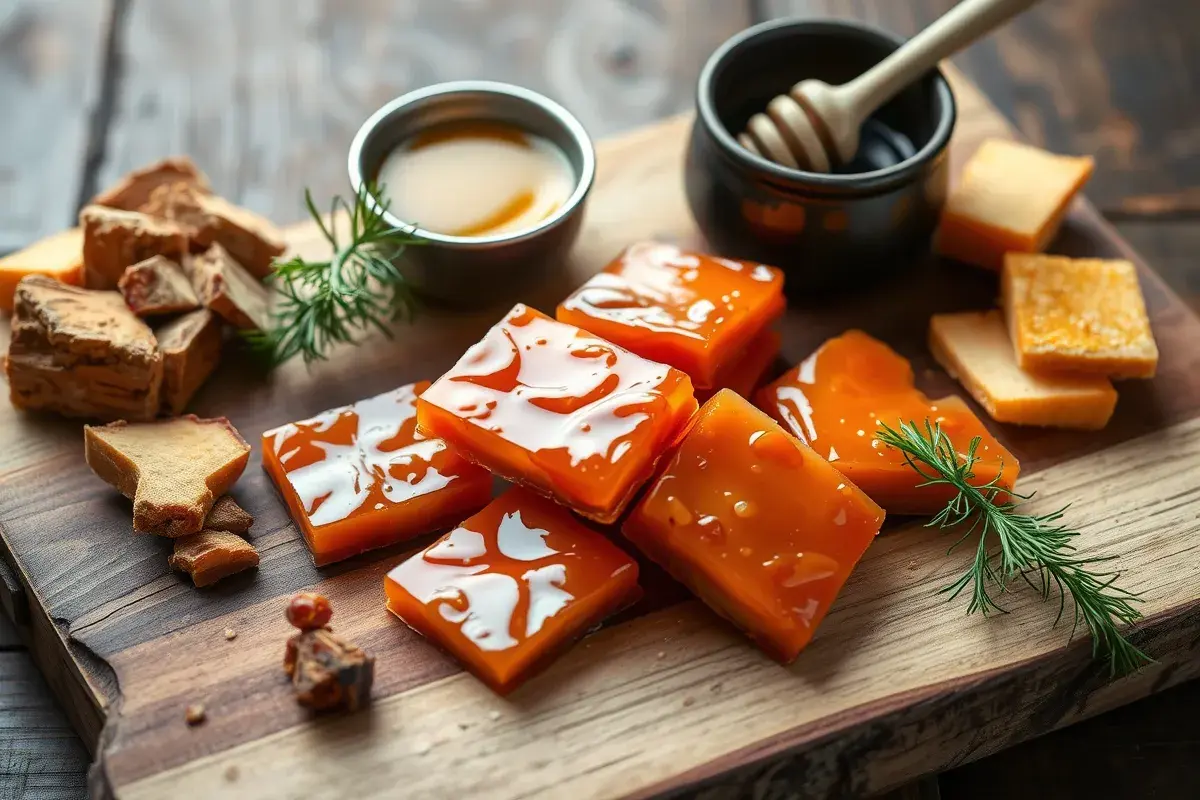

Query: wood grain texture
[0,0,110,252]
[764,0,1200,217]
[115,416,1200,799]
[940,676,1200,800]
[0,652,89,800]
[3,69,1200,799]
[95,0,753,226]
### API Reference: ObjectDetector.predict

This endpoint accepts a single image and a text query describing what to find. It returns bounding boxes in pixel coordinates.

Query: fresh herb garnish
[875,418,1150,676]
[247,183,423,365]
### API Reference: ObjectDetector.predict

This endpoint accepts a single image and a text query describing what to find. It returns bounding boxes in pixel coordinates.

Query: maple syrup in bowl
[349,82,595,307]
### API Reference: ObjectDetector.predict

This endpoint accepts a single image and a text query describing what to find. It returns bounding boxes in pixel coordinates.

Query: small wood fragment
[283,627,374,712]
[184,244,271,330]
[93,157,212,211]
[170,530,260,587]
[205,496,254,534]
[185,703,206,725]
[84,416,250,536]
[155,308,223,416]
[118,255,200,316]
[144,183,285,279]
[6,276,162,421]
[80,205,190,290]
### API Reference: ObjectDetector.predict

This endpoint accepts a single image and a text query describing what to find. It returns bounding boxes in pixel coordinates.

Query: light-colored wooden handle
[839,0,1040,126]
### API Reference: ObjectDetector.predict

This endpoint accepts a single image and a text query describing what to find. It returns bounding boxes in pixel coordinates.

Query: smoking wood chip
[155,308,223,415]
[283,627,374,712]
[144,183,285,279]
[5,276,163,421]
[185,244,272,330]
[80,205,189,290]
[84,415,251,536]
[118,255,200,316]
[170,530,260,587]
[205,495,254,534]
[93,157,212,211]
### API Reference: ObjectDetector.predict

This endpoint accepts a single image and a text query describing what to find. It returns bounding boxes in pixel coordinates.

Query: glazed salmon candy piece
[624,390,884,663]
[755,330,1018,515]
[697,328,781,403]
[262,383,492,566]
[417,304,698,524]
[385,487,639,694]
[555,242,785,389]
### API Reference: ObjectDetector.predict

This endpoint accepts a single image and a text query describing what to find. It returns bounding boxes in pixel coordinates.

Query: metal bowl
[348,81,596,307]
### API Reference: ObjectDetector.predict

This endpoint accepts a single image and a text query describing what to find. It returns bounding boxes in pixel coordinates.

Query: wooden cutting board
[3,68,1200,800]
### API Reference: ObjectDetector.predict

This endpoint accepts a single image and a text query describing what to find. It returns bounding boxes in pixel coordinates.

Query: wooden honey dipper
[740,0,1040,172]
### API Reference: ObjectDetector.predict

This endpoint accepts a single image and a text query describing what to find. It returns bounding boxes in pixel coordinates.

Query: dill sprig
[247,183,424,365]
[875,419,1150,676]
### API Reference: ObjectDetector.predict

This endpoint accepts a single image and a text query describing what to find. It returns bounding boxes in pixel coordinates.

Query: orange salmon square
[417,304,697,523]
[556,242,784,388]
[755,330,1019,515]
[385,487,639,694]
[263,383,492,566]
[624,390,884,663]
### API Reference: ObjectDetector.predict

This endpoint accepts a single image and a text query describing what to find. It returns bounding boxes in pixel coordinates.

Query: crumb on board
[683,697,695,708]
[488,710,501,721]
[185,703,206,725]
[224,765,239,782]
[224,627,237,640]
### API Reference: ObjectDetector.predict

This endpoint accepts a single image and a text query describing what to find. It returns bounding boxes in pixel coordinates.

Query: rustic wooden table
[2,1,1198,798]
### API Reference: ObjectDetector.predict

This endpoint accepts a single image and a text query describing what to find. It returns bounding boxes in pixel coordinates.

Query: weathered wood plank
[762,0,1200,216]
[1115,221,1200,313]
[940,677,1200,799]
[0,653,89,800]
[115,413,1200,799]
[0,614,19,650]
[0,0,111,252]
[95,0,753,226]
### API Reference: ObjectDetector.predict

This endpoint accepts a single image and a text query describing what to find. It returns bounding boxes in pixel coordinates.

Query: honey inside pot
[376,121,576,238]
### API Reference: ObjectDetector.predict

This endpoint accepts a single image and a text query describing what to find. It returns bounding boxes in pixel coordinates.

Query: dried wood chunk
[6,276,162,420]
[119,255,200,316]
[93,157,212,211]
[185,244,271,330]
[80,205,189,290]
[170,530,260,587]
[144,183,285,279]
[204,495,254,534]
[84,415,251,536]
[0,227,84,312]
[283,627,374,712]
[156,308,223,415]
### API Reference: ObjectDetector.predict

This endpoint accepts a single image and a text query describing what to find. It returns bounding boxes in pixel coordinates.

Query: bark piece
[118,255,200,316]
[204,495,253,534]
[155,308,223,415]
[184,244,271,330]
[170,530,260,587]
[6,276,162,421]
[80,205,189,290]
[283,627,374,712]
[144,183,285,279]
[93,157,211,211]
[84,415,251,536]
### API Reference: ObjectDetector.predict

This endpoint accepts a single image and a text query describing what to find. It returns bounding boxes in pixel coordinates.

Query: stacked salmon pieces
[262,244,911,694]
